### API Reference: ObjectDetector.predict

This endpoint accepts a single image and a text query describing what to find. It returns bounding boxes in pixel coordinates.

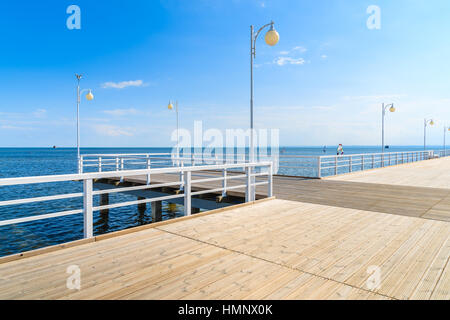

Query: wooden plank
[0,198,448,300]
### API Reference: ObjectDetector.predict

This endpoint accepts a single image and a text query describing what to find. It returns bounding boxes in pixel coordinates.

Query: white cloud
[321,54,328,59]
[279,46,306,56]
[101,80,146,89]
[0,125,32,131]
[274,45,307,66]
[292,46,307,53]
[33,109,47,118]
[103,108,139,116]
[274,57,305,66]
[94,124,134,137]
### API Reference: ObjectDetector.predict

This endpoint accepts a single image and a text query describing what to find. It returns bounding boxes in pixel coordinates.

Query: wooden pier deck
[0,157,449,299]
[110,157,450,222]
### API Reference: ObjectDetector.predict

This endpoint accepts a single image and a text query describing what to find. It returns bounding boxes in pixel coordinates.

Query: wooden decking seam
[419,189,450,219]
[430,254,450,298]
[154,225,396,300]
[0,197,275,265]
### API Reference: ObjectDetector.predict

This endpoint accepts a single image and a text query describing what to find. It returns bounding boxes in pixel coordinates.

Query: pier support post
[137,197,146,214]
[151,201,162,222]
[191,207,201,214]
[83,179,93,239]
[100,193,109,216]
[184,171,192,216]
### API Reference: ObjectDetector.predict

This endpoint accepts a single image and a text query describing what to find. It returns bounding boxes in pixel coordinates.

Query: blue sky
[0,0,450,147]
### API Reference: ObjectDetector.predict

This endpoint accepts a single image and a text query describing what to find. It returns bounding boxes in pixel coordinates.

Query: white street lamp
[381,103,395,153]
[76,74,94,173]
[249,21,279,201]
[167,101,180,158]
[424,118,434,150]
[250,21,279,164]
[444,125,450,155]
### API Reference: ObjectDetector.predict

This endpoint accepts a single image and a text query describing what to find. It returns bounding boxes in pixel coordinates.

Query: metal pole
[250,25,254,164]
[249,25,255,201]
[424,119,426,151]
[76,76,81,173]
[444,126,446,154]
[176,101,179,158]
[382,103,385,153]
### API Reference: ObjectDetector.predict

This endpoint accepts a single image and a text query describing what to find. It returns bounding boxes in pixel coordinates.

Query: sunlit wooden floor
[0,199,448,300]
[106,158,450,222]
[328,157,450,189]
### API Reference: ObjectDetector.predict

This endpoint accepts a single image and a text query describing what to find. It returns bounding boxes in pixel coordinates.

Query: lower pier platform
[0,198,448,300]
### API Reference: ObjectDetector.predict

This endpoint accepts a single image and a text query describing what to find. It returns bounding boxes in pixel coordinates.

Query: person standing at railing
[337,144,344,155]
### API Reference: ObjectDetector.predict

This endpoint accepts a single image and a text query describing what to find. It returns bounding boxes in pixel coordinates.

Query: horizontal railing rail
[79,148,450,179]
[317,150,434,177]
[0,161,273,239]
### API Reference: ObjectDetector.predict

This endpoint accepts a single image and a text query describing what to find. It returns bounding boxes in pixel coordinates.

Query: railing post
[245,166,251,202]
[222,168,227,197]
[98,156,102,173]
[79,155,84,174]
[146,156,151,185]
[184,171,191,216]
[372,154,374,169]
[317,157,322,178]
[349,156,352,173]
[268,163,273,197]
[334,157,338,175]
[396,153,398,165]
[83,179,93,238]
[180,162,185,191]
[388,153,391,166]
[361,155,364,171]
[381,154,384,167]
[402,153,404,163]
[120,157,124,182]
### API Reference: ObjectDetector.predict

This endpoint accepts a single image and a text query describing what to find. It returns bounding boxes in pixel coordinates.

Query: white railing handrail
[319,150,432,159]
[78,149,446,179]
[0,161,271,187]
[0,161,273,240]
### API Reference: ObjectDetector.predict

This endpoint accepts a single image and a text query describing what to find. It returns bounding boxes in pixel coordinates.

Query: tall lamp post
[381,103,395,152]
[424,118,435,150]
[75,74,94,173]
[250,21,279,164]
[444,125,450,155]
[168,101,180,157]
[168,101,182,190]
[249,21,279,201]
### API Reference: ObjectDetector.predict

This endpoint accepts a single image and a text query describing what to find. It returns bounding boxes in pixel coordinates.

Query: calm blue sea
[0,146,441,257]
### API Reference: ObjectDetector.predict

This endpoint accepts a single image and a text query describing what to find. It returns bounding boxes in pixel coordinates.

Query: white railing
[79,149,450,179]
[436,149,450,158]
[318,150,433,178]
[79,153,249,173]
[0,161,273,239]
